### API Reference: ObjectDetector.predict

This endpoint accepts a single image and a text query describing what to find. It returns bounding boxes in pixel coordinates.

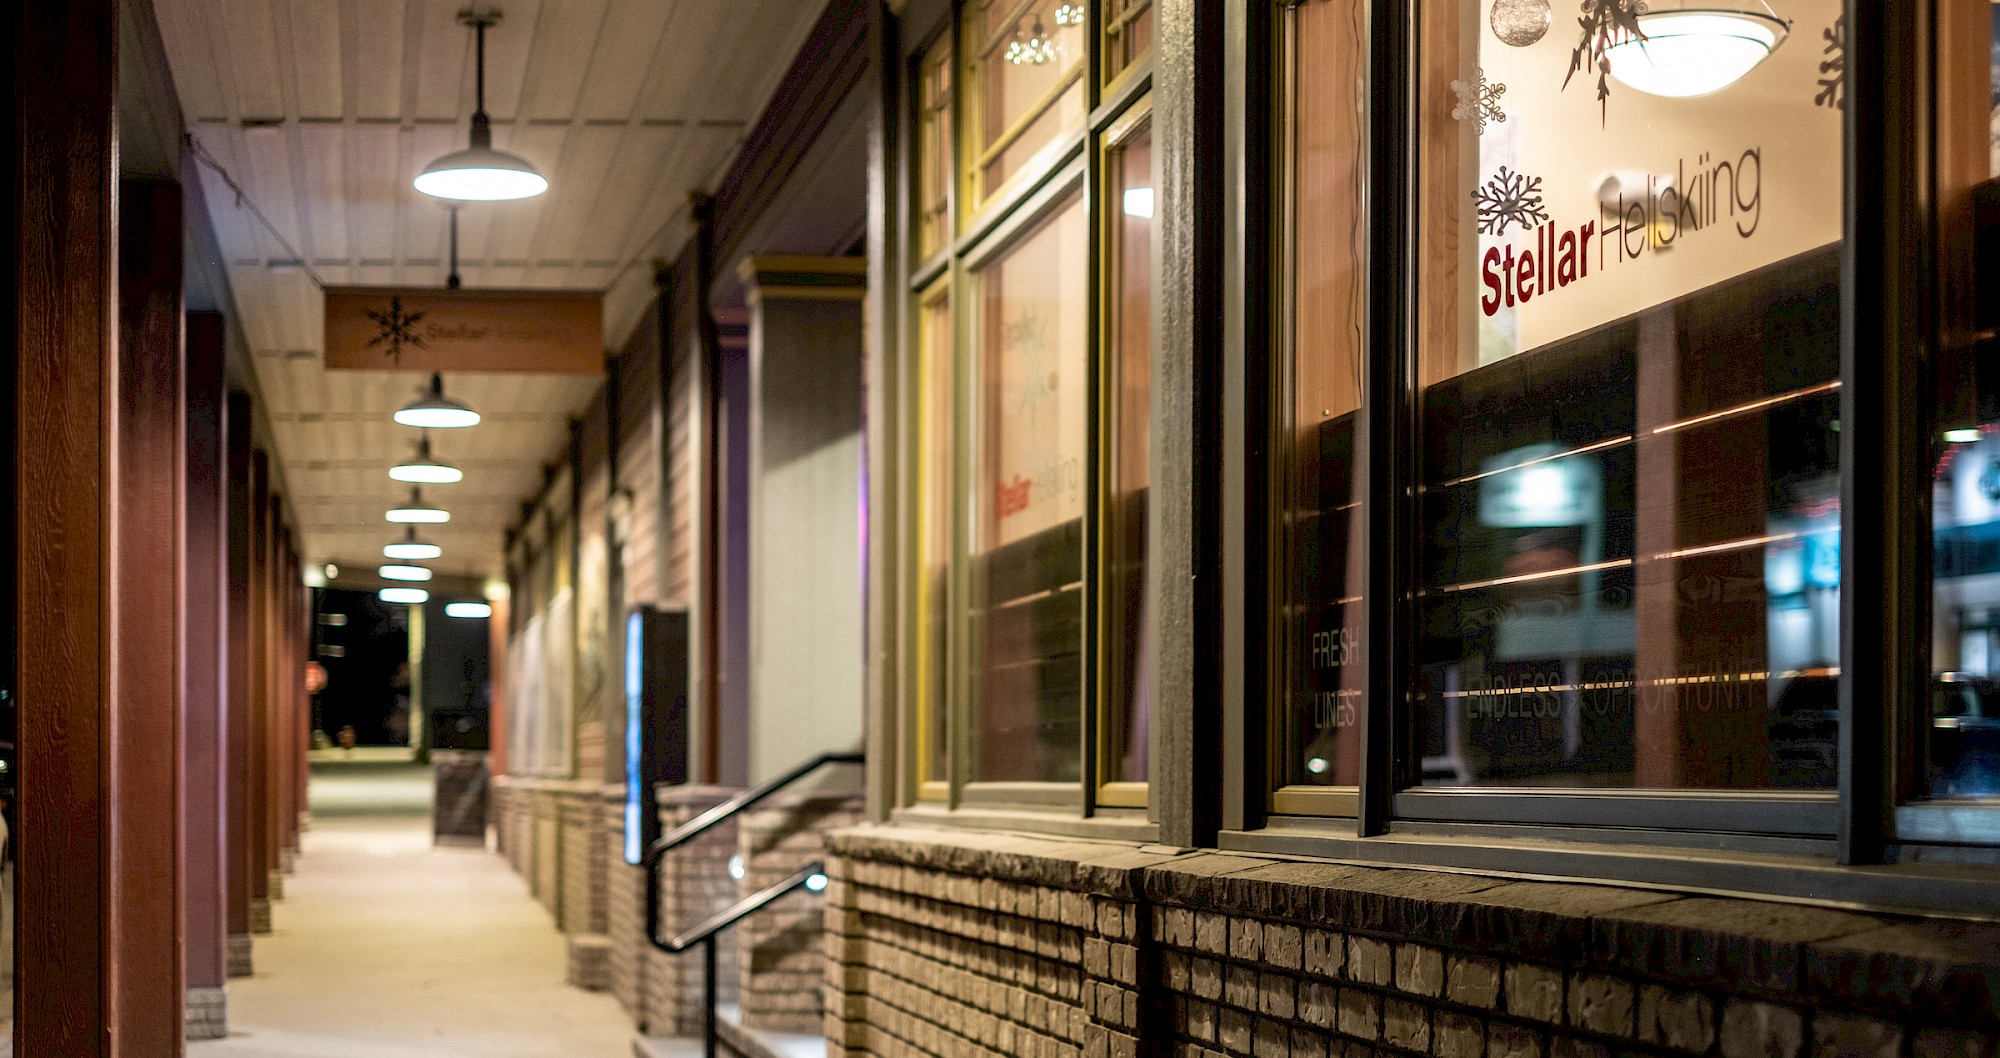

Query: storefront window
[1104,0,1154,85]
[1926,0,2000,800]
[1279,0,1370,793]
[1414,0,1844,790]
[1103,112,1154,788]
[965,0,1087,207]
[916,284,954,787]
[918,34,955,260]
[970,190,1089,782]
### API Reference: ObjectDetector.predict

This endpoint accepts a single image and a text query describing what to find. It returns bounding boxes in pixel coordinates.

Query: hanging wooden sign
[323,287,603,374]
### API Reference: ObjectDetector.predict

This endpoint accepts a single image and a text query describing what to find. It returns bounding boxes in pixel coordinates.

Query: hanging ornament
[1490,0,1553,47]
[1450,67,1508,135]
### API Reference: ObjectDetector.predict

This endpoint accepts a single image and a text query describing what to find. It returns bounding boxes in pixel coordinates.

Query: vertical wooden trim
[183,311,228,992]
[248,451,273,909]
[1360,0,1417,839]
[692,194,723,785]
[14,0,118,1049]
[865,0,901,823]
[1839,0,1928,863]
[224,393,255,954]
[1151,0,1226,847]
[111,177,186,1056]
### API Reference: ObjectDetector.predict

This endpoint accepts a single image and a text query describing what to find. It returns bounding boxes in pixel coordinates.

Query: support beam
[184,311,230,1037]
[248,450,274,932]
[224,393,256,973]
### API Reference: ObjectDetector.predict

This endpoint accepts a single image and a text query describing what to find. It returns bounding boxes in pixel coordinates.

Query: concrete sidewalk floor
[190,760,634,1058]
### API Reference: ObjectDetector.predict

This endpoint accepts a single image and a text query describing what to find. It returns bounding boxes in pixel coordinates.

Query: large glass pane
[1280,0,1370,790]
[1104,0,1154,85]
[915,285,953,786]
[1926,0,2000,799]
[918,34,955,260]
[1104,116,1154,785]
[966,0,1087,205]
[970,191,1089,782]
[1415,0,1844,790]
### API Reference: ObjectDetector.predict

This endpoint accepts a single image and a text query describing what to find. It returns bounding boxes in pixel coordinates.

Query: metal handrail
[643,750,863,863]
[640,752,861,1058]
[654,861,827,954]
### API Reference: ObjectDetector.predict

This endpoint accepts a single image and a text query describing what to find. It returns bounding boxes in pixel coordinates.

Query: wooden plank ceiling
[152,0,824,582]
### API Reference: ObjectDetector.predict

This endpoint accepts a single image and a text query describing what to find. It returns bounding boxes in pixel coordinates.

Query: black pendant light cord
[469,15,493,148]
[448,207,462,289]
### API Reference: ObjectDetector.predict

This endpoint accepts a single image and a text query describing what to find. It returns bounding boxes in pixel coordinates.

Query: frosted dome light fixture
[379,587,430,605]
[389,433,463,483]
[383,527,444,561]
[414,12,548,202]
[386,488,451,525]
[1603,7,1789,98]
[394,373,481,429]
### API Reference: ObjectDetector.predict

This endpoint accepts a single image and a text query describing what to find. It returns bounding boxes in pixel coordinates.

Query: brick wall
[644,786,745,1035]
[738,793,864,1034]
[824,825,2000,1058]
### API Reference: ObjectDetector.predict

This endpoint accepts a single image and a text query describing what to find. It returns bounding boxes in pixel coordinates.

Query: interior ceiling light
[1005,17,1056,65]
[390,433,464,484]
[379,587,430,605]
[1603,4,1789,98]
[384,526,444,561]
[415,11,548,201]
[445,601,493,619]
[386,488,451,524]
[395,373,481,429]
[379,564,435,582]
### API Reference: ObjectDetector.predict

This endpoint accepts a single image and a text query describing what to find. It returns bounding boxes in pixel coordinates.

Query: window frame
[893,0,1161,827]
[1239,0,1955,864]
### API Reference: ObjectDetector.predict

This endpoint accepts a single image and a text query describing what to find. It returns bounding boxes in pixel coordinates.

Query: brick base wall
[824,825,2000,1058]
[740,794,864,1035]
[645,786,744,1035]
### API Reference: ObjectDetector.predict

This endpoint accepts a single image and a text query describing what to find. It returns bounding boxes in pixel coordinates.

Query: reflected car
[1931,674,2000,798]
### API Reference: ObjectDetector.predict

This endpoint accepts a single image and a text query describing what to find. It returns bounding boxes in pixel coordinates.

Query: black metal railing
[640,751,863,1058]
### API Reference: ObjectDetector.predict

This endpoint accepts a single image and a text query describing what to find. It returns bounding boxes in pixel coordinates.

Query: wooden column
[248,450,273,931]
[110,175,190,1057]
[13,1,123,1050]
[183,312,230,1035]
[277,526,298,866]
[223,393,256,973]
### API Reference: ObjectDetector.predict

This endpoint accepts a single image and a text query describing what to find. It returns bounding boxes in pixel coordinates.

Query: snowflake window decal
[1450,67,1507,135]
[364,296,428,367]
[1473,166,1550,236]
[1814,15,1845,110]
[1565,0,1648,125]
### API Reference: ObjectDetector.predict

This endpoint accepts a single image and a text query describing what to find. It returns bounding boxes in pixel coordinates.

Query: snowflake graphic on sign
[364,296,428,367]
[1473,166,1549,236]
[1814,16,1845,110]
[1450,67,1507,135]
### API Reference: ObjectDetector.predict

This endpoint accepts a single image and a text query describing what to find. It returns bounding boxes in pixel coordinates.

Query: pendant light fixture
[395,373,481,429]
[379,564,435,582]
[1603,3,1789,98]
[445,601,494,619]
[386,488,451,524]
[390,433,464,483]
[380,587,431,605]
[383,526,444,561]
[415,11,548,201]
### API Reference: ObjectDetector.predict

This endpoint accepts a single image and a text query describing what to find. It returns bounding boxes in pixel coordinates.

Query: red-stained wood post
[225,394,257,972]
[184,311,231,1036]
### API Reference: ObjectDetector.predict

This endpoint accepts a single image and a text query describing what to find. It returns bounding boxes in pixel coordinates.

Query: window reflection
[1104,117,1153,785]
[967,0,1087,204]
[970,192,1089,782]
[1414,0,1844,790]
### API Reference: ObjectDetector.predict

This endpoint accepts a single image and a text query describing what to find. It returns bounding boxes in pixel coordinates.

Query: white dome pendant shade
[380,587,430,605]
[395,373,481,429]
[1603,6,1789,99]
[384,526,443,561]
[415,12,548,202]
[390,433,463,483]
[379,564,435,582]
[386,488,451,525]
